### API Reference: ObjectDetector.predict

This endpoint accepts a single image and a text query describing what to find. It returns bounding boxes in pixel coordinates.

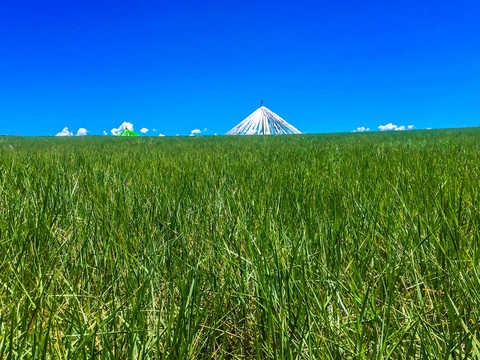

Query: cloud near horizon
[76,128,88,136]
[140,128,148,133]
[378,123,415,131]
[355,126,370,132]
[56,127,73,136]
[190,128,207,136]
[55,127,88,136]
[111,122,133,135]
[378,123,398,131]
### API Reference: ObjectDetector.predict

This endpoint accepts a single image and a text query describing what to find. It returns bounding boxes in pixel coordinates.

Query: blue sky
[0,0,479,136]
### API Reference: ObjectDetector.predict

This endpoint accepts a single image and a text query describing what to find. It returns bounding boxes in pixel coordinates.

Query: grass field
[1,129,480,359]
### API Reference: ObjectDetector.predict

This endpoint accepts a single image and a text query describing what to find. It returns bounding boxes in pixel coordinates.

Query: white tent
[226,104,302,135]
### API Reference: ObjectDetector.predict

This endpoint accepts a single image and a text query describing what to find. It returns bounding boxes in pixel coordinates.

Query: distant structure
[117,129,140,136]
[226,102,302,135]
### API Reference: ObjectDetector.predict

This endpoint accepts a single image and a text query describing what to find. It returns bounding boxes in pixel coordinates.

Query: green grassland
[1,129,480,359]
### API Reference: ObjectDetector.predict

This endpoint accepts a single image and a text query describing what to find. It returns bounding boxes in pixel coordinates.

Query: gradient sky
[1,0,479,136]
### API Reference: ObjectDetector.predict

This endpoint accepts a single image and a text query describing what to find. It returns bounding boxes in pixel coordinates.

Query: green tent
[117,129,140,137]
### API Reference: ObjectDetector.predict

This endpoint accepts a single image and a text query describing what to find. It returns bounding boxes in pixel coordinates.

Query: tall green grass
[1,129,480,359]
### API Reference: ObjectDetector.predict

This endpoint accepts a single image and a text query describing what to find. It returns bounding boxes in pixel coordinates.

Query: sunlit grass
[1,129,480,358]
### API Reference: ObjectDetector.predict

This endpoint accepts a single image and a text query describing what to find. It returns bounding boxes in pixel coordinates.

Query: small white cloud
[189,133,194,136]
[153,129,156,132]
[56,127,73,136]
[356,126,370,132]
[395,126,406,131]
[407,125,414,129]
[76,128,88,136]
[378,123,398,131]
[189,128,208,136]
[140,128,148,134]
[158,133,165,137]
[111,122,134,135]
[103,131,108,135]
[427,127,432,130]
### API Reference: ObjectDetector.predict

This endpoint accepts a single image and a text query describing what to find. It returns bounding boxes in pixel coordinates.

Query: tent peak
[226,105,302,135]
[117,129,140,137]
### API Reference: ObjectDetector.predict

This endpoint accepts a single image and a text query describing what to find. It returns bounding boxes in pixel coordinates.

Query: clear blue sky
[1,0,479,136]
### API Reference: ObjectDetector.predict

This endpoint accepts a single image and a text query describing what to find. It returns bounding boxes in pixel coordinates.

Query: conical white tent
[226,105,302,135]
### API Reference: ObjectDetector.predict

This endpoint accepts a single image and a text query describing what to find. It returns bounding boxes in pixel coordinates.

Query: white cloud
[378,123,398,131]
[427,127,432,130]
[56,127,73,136]
[189,128,208,136]
[189,133,194,136]
[356,126,370,132]
[76,128,88,136]
[103,131,108,135]
[158,133,165,137]
[378,123,416,131]
[111,122,133,135]
[153,129,156,132]
[140,128,148,134]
